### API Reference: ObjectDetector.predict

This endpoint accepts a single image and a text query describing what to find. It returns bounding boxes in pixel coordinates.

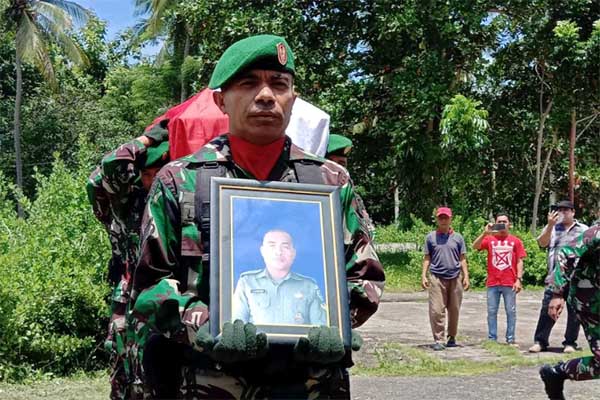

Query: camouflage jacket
[86,139,150,268]
[550,225,600,296]
[132,134,385,346]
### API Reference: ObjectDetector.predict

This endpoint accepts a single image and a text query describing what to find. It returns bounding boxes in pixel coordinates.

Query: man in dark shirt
[421,207,470,350]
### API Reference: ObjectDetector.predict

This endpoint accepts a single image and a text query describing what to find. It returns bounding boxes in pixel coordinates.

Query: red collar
[228,135,285,180]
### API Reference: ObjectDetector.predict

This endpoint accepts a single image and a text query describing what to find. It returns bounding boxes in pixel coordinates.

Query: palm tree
[134,0,191,101]
[4,0,89,217]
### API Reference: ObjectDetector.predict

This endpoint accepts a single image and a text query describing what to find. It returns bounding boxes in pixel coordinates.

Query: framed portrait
[209,177,351,346]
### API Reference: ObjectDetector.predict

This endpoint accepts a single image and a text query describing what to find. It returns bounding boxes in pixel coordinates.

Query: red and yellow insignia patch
[277,42,287,65]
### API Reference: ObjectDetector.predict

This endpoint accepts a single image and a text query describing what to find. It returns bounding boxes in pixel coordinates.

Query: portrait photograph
[230,197,328,327]
[210,178,351,345]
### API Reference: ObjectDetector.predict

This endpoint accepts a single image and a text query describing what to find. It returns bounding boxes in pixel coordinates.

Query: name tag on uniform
[251,289,266,294]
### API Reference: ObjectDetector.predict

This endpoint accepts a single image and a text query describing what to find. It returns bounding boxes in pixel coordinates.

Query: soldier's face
[141,167,160,191]
[260,231,296,274]
[213,69,296,145]
[327,154,348,168]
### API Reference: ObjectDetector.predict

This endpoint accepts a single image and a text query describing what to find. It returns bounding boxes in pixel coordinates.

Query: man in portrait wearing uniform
[232,229,326,326]
[130,34,384,399]
[540,224,600,399]
[86,122,170,400]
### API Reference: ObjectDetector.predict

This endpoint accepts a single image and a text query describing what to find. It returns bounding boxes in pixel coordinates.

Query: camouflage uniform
[549,225,600,381]
[131,134,384,399]
[87,139,153,400]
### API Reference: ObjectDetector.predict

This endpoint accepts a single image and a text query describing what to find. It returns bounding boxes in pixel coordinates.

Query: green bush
[375,216,548,291]
[0,158,110,381]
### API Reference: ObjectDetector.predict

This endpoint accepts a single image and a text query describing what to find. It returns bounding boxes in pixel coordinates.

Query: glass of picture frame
[209,177,351,346]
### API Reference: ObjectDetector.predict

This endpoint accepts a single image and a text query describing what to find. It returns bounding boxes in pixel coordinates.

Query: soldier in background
[131,34,384,399]
[325,134,353,168]
[232,229,327,326]
[540,224,600,399]
[86,122,170,400]
[326,133,376,237]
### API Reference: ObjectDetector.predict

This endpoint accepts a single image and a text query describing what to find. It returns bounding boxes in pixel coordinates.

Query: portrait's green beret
[145,141,170,168]
[326,134,353,157]
[208,34,295,89]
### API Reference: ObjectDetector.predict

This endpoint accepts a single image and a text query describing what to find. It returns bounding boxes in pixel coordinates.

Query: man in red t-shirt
[473,212,527,345]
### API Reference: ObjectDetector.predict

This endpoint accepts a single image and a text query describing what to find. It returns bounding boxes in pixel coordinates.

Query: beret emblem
[277,42,287,65]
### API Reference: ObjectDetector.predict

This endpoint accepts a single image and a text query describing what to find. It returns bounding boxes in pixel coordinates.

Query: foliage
[376,215,550,291]
[0,156,110,381]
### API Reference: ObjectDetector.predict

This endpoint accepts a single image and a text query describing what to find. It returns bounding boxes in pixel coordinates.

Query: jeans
[487,286,517,342]
[533,287,580,347]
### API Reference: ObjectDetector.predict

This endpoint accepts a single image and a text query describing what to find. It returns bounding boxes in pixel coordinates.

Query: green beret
[145,141,169,168]
[208,34,295,89]
[326,134,353,157]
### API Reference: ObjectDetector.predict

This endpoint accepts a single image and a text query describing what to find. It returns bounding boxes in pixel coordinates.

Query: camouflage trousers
[558,282,600,380]
[142,335,351,399]
[107,279,132,400]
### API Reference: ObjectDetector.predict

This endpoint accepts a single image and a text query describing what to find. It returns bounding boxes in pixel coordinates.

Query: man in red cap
[421,206,470,350]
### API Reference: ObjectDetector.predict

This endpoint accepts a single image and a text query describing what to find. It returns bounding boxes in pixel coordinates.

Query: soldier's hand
[294,326,345,365]
[155,298,182,334]
[204,320,268,364]
[144,119,170,144]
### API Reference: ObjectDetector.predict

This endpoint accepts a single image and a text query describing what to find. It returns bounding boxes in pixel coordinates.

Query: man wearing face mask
[529,200,588,354]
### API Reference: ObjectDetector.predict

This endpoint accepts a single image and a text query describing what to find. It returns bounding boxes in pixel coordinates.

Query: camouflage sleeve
[338,176,385,328]
[133,172,209,347]
[86,166,111,229]
[549,226,600,295]
[100,139,148,217]
[134,174,181,294]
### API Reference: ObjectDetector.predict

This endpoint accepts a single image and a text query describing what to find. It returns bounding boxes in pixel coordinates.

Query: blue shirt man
[421,207,469,350]
[232,229,327,325]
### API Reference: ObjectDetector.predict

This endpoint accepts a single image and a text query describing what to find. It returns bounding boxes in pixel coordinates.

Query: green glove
[294,326,345,365]
[195,320,268,364]
[154,298,181,334]
[144,119,169,143]
[351,330,363,351]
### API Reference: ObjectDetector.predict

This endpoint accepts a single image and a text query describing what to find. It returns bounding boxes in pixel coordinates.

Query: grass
[0,371,108,400]
[353,341,592,377]
[0,343,592,399]
[379,252,422,292]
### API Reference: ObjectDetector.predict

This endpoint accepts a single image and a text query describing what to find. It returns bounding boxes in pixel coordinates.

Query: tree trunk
[180,32,190,103]
[568,109,576,203]
[530,100,553,234]
[13,53,24,218]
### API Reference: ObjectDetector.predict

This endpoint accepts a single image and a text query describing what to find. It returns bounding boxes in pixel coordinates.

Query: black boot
[539,364,567,400]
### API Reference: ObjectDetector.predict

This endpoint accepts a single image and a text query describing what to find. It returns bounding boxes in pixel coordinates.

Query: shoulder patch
[240,268,264,277]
